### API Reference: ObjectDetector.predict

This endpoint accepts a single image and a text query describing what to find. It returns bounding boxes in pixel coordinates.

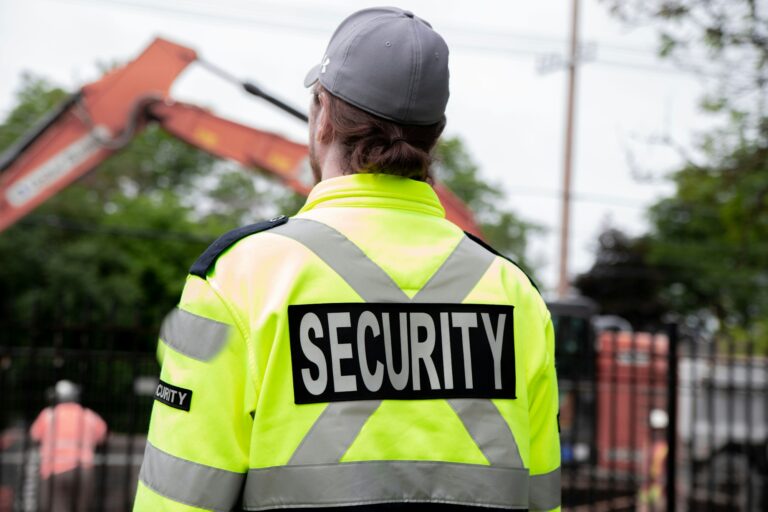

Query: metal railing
[1,302,766,511]
[552,303,768,512]
[0,302,159,512]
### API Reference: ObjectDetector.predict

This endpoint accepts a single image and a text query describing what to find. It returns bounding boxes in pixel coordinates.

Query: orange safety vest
[30,403,107,478]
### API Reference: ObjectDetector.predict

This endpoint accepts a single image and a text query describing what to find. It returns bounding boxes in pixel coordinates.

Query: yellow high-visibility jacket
[134,174,560,512]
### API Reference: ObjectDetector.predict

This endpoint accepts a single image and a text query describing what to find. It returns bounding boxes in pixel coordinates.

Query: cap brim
[304,64,321,88]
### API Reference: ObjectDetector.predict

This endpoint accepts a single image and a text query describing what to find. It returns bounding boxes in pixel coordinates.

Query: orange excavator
[0,38,480,235]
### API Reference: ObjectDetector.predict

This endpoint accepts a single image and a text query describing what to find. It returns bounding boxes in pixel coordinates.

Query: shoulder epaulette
[464,231,541,294]
[189,215,289,278]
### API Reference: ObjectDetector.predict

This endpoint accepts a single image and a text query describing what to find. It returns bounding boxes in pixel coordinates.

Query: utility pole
[557,0,581,298]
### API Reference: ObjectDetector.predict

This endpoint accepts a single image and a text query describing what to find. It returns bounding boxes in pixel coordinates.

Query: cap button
[402,10,414,18]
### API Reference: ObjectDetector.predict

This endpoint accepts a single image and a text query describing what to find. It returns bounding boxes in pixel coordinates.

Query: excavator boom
[150,100,310,194]
[0,38,197,232]
[0,37,481,235]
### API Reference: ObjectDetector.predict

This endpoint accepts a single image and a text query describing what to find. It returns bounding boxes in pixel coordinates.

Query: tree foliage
[592,1,768,351]
[577,142,768,345]
[0,75,283,320]
[0,75,536,322]
[574,229,667,330]
[647,141,768,347]
[602,0,768,136]
[434,138,540,275]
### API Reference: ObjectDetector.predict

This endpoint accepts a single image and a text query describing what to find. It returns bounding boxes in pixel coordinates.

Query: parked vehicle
[549,297,768,511]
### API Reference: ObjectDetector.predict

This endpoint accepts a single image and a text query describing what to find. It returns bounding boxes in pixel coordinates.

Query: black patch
[189,216,289,278]
[463,232,540,293]
[154,379,193,411]
[288,303,515,404]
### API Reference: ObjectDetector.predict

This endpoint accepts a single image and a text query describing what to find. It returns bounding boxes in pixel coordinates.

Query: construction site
[1,1,766,511]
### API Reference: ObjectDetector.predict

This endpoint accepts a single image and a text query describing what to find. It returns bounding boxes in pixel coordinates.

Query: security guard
[134,6,560,512]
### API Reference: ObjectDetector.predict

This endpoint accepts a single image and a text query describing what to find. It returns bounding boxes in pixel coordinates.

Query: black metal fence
[0,303,160,512]
[552,301,768,512]
[1,302,766,511]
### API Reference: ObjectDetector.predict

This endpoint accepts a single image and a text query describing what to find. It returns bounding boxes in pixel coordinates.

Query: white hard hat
[54,380,80,402]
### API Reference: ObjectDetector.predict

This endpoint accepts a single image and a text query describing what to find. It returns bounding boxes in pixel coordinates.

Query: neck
[318,143,346,181]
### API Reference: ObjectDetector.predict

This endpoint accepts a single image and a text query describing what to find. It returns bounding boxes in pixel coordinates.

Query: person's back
[31,393,107,478]
[31,381,107,512]
[135,6,560,512]
[214,174,559,509]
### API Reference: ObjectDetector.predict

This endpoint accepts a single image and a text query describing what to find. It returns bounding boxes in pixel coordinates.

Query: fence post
[665,323,679,512]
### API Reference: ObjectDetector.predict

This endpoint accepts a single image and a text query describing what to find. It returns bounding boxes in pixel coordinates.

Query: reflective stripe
[272,219,409,303]
[288,400,380,465]
[139,441,245,512]
[411,235,495,303]
[273,218,521,472]
[242,461,529,511]
[417,239,519,469]
[159,307,231,362]
[448,399,523,467]
[529,467,562,511]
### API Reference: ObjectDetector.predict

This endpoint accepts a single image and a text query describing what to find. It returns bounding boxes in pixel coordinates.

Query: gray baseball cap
[304,6,449,126]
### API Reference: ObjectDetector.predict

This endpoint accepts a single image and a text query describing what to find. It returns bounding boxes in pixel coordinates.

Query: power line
[6,0,684,215]
[46,0,693,76]
[506,186,649,209]
[82,0,655,59]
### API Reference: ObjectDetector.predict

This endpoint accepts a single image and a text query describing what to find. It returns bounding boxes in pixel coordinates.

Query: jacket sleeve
[133,275,252,512]
[528,311,561,512]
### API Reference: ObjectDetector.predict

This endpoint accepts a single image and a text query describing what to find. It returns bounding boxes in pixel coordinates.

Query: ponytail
[319,86,446,181]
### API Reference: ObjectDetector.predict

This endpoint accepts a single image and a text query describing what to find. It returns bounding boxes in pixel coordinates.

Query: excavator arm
[149,100,310,194]
[0,37,481,235]
[0,38,198,232]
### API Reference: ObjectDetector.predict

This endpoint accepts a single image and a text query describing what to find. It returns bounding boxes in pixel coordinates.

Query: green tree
[1,75,538,322]
[647,144,768,348]
[574,228,668,330]
[434,137,540,276]
[602,0,768,137]
[599,0,768,350]
[0,75,289,321]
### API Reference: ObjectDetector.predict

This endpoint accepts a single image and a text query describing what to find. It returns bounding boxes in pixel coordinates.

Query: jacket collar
[298,174,445,218]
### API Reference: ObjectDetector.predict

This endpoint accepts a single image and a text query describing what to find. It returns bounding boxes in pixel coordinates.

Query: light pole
[557,0,581,297]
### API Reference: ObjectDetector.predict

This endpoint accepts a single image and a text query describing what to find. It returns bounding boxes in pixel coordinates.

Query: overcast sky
[0,0,713,296]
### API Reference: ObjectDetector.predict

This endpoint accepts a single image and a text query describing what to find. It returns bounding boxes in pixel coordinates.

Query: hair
[314,85,446,181]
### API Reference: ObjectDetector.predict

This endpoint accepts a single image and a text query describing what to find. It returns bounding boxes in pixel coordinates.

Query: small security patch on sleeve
[288,303,515,404]
[154,379,193,411]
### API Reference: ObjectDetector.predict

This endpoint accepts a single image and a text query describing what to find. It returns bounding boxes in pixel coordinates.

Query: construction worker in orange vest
[30,380,107,512]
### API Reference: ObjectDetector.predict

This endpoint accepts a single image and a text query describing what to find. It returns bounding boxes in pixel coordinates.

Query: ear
[314,92,333,144]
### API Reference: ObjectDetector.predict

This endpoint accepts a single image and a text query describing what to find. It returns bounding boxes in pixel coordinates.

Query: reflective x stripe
[159,307,231,362]
[242,461,530,511]
[530,468,562,511]
[447,399,524,467]
[139,441,245,512]
[287,400,380,465]
[273,219,523,469]
[272,219,408,303]
[411,235,495,303]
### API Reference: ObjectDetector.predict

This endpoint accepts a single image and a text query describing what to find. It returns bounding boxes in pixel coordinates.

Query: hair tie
[390,137,407,146]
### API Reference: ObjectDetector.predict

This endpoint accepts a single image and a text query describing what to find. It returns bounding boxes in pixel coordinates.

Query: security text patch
[288,303,515,404]
[154,379,193,411]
